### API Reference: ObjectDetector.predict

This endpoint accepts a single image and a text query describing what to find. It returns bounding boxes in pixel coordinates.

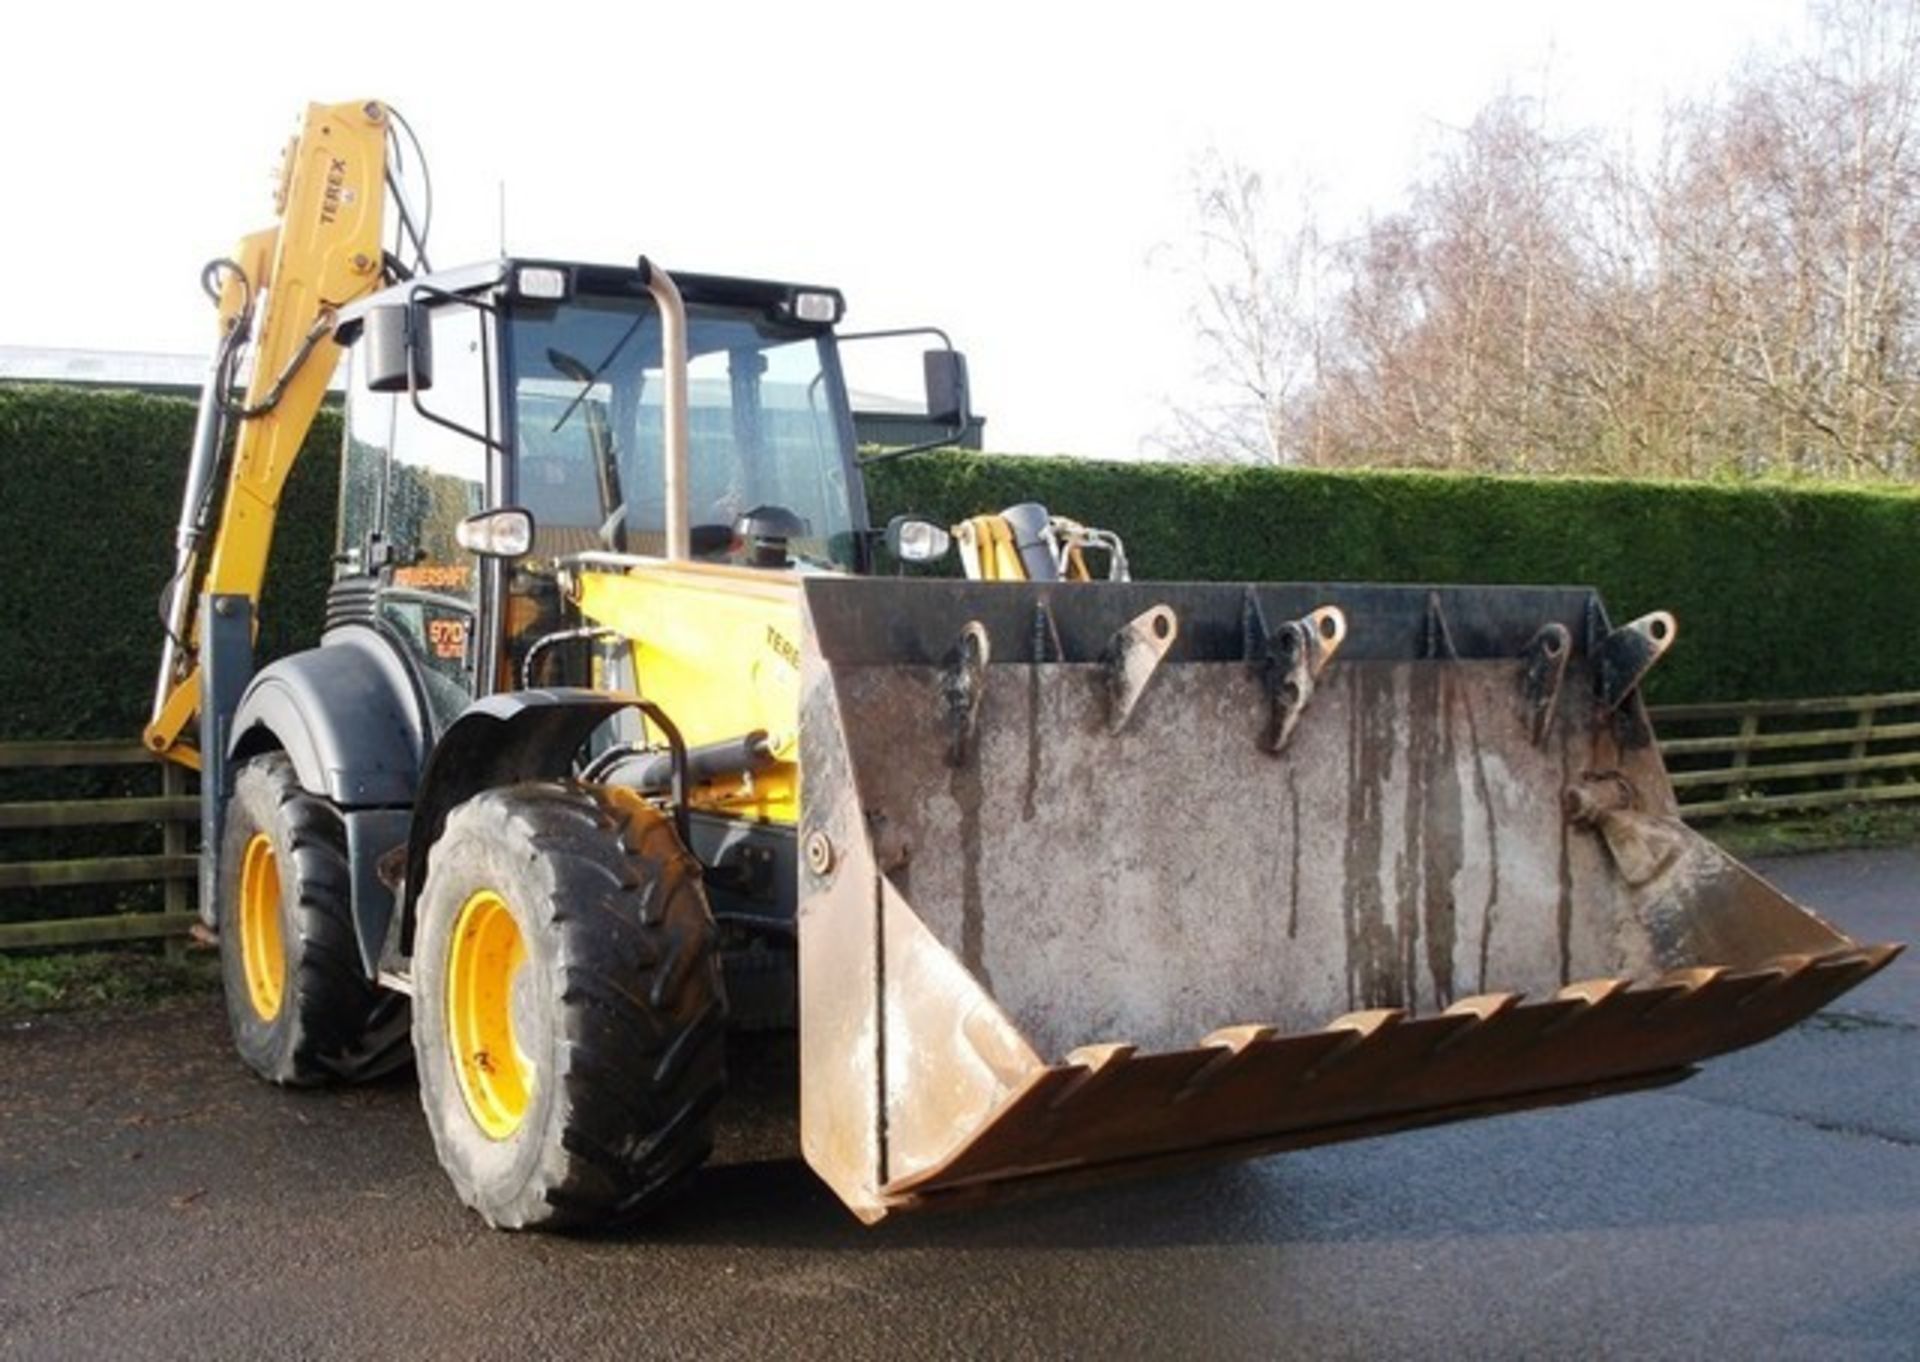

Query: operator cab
[505,264,864,572]
[330,259,869,720]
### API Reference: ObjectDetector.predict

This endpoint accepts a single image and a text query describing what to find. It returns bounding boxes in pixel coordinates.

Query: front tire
[411,782,727,1231]
[217,753,411,1085]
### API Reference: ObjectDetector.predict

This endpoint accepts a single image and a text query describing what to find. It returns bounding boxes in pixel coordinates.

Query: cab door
[334,299,497,730]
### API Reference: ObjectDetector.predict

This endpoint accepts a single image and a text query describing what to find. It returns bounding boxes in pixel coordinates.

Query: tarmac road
[2,850,1915,1361]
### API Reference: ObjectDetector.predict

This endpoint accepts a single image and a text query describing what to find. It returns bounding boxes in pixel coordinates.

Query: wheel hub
[238,832,286,1021]
[446,890,535,1139]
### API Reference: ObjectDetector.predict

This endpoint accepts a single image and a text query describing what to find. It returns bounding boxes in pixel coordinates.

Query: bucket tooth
[1557,976,1683,1034]
[1324,1007,1406,1038]
[1654,964,1732,991]
[1062,1041,1137,1070]
[1724,954,1847,1030]
[1292,1023,1389,1089]
[1555,977,1634,1006]
[1175,1026,1283,1103]
[865,951,1900,1211]
[1637,967,1759,1030]
[1051,1043,1140,1111]
[1442,992,1523,1021]
[1430,993,1523,1055]
[1200,1023,1282,1050]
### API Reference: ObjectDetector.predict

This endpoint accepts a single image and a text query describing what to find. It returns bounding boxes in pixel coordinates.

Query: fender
[227,625,432,974]
[228,625,430,806]
[388,688,644,965]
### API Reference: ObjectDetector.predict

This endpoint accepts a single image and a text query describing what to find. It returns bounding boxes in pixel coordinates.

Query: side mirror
[924,350,971,427]
[362,303,433,394]
[455,506,533,559]
[885,514,953,564]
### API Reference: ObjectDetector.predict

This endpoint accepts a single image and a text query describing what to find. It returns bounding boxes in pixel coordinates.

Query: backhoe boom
[145,99,390,767]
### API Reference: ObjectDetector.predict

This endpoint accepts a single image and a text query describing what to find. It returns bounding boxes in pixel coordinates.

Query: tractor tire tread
[218,753,411,1086]
[412,780,726,1231]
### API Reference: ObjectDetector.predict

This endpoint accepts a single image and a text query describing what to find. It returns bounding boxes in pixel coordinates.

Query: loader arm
[144,99,391,768]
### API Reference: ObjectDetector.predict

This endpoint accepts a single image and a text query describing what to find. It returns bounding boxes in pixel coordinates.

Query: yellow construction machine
[149,99,1900,1229]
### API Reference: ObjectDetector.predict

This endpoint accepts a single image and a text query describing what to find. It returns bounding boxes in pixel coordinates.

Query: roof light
[515,266,568,300]
[790,290,841,324]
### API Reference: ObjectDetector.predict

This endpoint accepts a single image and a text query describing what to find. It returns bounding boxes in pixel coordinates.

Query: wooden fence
[1648,690,1920,819]
[0,741,198,949]
[4,692,1919,951]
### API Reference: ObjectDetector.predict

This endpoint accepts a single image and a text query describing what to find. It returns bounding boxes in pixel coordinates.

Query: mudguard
[226,625,432,970]
[228,625,429,806]
[391,688,643,958]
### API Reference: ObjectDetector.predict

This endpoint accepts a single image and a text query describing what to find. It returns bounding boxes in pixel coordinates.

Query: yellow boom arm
[145,99,390,767]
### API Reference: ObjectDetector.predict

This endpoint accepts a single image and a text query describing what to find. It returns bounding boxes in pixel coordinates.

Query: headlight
[886,515,954,564]
[455,507,535,558]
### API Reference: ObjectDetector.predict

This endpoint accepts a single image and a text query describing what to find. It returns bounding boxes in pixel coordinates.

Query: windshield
[508,295,859,570]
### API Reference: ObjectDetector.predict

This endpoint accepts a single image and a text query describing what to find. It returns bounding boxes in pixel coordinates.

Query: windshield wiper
[546,348,629,551]
[549,315,648,433]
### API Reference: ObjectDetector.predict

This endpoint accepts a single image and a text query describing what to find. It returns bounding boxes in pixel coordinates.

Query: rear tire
[411,781,727,1231]
[217,753,411,1086]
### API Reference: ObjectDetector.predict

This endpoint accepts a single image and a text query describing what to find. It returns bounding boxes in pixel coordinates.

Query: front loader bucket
[794,579,1899,1222]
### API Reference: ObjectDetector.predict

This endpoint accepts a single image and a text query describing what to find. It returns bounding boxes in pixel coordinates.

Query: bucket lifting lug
[1595,611,1676,713]
[1103,606,1179,733]
[1520,623,1572,746]
[1245,592,1348,754]
[942,621,992,767]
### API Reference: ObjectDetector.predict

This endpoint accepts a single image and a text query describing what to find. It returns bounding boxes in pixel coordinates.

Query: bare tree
[1158,152,1327,464]
[1171,0,1920,483]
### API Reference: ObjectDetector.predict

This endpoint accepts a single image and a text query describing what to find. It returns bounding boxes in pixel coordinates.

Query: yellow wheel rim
[446,890,534,1139]
[238,832,286,1021]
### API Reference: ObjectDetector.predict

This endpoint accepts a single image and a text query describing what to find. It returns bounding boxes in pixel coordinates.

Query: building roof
[0,344,346,395]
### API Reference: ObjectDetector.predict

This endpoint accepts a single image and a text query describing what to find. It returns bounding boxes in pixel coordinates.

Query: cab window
[379,301,492,719]
[508,298,858,570]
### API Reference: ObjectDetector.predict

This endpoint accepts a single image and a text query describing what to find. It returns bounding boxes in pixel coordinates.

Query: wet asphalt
[1,849,1916,1361]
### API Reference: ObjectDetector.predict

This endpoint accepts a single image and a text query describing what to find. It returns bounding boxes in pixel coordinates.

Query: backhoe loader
[148,99,1900,1229]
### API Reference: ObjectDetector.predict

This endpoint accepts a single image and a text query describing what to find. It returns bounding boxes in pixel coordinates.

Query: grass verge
[0,944,220,1019]
[1701,802,1920,860]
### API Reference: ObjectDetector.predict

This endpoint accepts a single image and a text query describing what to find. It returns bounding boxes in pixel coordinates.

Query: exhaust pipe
[638,257,690,562]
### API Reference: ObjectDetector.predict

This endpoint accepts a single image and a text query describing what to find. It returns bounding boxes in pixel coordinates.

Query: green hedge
[866,453,1920,705]
[0,386,341,743]
[3,387,1917,748]
[0,386,342,924]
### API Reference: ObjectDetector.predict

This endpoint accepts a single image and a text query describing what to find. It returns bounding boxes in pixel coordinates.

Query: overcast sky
[7,0,1810,458]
